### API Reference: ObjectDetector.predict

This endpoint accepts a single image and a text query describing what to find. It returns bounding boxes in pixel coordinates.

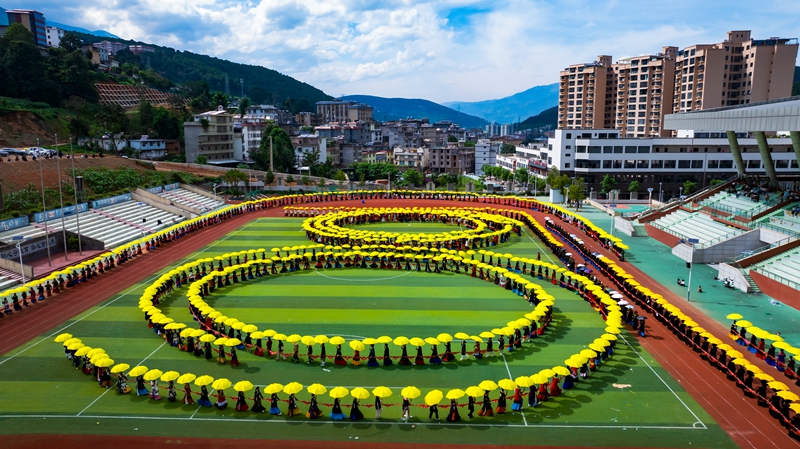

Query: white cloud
[30,0,800,103]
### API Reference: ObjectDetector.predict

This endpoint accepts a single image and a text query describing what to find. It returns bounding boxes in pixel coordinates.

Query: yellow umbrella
[54,333,73,343]
[307,383,328,395]
[530,374,548,385]
[350,387,370,400]
[792,403,800,413]
[376,336,392,344]
[565,358,583,368]
[177,373,197,384]
[409,337,426,347]
[67,342,85,351]
[446,389,465,400]
[349,340,366,351]
[86,348,106,358]
[264,383,284,394]
[372,386,393,398]
[234,381,254,392]
[553,366,571,376]
[110,363,130,374]
[393,336,410,346]
[465,386,484,397]
[242,324,258,333]
[224,338,242,347]
[454,332,470,340]
[735,320,752,328]
[286,334,302,343]
[515,376,534,388]
[498,379,517,390]
[329,336,346,345]
[190,329,207,338]
[74,346,92,357]
[314,335,330,344]
[199,334,217,343]
[283,382,303,395]
[90,354,109,365]
[424,337,440,346]
[164,323,186,330]
[479,331,495,339]
[194,375,214,387]
[768,381,790,391]
[214,337,228,346]
[437,333,453,343]
[329,386,349,399]
[478,380,498,391]
[401,386,421,399]
[143,369,163,381]
[726,313,744,320]
[539,369,555,378]
[250,331,264,340]
[160,371,180,382]
[180,329,194,338]
[95,358,114,368]
[128,366,149,377]
[212,378,232,390]
[754,372,774,382]
[424,390,443,406]
[777,391,800,401]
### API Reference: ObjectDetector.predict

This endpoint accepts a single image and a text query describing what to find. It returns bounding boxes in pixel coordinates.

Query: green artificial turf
[0,218,736,448]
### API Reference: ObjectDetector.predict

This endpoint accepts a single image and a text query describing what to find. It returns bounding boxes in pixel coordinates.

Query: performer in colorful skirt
[270,393,282,415]
[135,375,148,396]
[197,385,213,407]
[446,399,461,422]
[350,398,364,421]
[329,398,346,420]
[251,387,266,413]
[511,387,523,411]
[495,388,507,414]
[478,391,493,416]
[235,391,249,411]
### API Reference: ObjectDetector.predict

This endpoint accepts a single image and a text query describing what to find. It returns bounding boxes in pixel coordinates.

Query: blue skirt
[270,406,281,415]
[330,412,346,420]
[137,388,149,396]
[511,402,522,411]
[430,357,442,364]
[197,398,213,407]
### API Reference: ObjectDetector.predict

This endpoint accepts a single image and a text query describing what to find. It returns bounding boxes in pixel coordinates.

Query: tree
[403,169,423,187]
[448,135,458,143]
[600,174,617,194]
[137,99,156,135]
[300,175,311,186]
[628,180,640,193]
[152,108,180,139]
[67,117,90,139]
[223,169,248,193]
[211,92,229,110]
[683,180,697,195]
[334,170,347,183]
[286,175,295,184]
[500,143,516,154]
[514,167,529,184]
[359,173,366,187]
[545,166,570,190]
[238,97,251,118]
[196,155,207,164]
[251,122,295,172]
[318,177,326,189]
[263,170,275,186]
[567,178,587,208]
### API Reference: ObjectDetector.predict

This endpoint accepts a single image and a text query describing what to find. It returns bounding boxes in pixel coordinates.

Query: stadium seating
[0,201,183,249]
[752,249,800,287]
[700,192,773,218]
[651,210,743,246]
[0,272,19,291]
[159,188,221,212]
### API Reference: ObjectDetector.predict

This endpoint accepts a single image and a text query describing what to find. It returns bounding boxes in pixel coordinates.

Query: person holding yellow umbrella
[284,382,303,417]
[329,387,348,421]
[446,389,463,422]
[350,387,369,421]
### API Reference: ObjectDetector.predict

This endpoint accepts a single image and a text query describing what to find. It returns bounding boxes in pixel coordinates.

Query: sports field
[0,217,737,448]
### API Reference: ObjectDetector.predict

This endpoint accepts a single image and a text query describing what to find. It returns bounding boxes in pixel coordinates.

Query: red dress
[549,377,562,397]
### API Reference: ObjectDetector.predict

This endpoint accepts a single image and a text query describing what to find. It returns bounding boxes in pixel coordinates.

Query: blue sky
[17,0,800,103]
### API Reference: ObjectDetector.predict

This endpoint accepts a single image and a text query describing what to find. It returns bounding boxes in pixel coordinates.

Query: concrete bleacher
[651,210,744,246]
[0,271,19,291]
[0,201,183,249]
[159,188,221,212]
[700,192,772,218]
[752,249,800,288]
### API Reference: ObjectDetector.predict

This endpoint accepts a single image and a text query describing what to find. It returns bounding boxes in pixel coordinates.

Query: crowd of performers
[0,203,266,318]
[537,202,800,439]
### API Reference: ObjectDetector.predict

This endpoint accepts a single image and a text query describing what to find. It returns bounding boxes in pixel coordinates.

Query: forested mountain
[341,95,487,128]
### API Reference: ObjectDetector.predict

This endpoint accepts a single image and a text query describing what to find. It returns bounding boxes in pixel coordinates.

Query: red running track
[0,198,796,448]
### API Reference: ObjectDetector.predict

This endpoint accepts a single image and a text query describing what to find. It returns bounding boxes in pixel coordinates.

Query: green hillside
[341,94,487,128]
[519,106,557,130]
[74,32,331,108]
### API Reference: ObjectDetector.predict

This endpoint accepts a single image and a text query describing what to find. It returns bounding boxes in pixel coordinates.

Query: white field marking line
[76,340,167,416]
[500,351,528,426]
[0,413,709,430]
[189,387,216,419]
[521,228,556,264]
[0,217,257,366]
[313,269,413,282]
[618,334,707,429]
[0,274,163,367]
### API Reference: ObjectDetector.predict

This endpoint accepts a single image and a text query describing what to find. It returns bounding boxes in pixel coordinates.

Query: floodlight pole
[55,134,69,261]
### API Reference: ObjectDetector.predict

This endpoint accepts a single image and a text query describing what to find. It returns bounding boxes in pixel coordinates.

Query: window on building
[776,160,789,169]
[637,160,649,168]
[651,160,663,169]
[624,146,637,153]
[708,160,719,169]
[664,160,676,168]
[588,146,601,153]
[614,146,623,153]
[612,160,622,169]
[577,146,586,153]
[603,146,613,153]
[720,160,733,169]
[747,160,761,169]
[691,160,703,169]
[624,160,636,168]
[678,160,690,169]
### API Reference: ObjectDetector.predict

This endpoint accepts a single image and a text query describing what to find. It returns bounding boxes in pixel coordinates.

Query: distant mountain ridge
[48,21,119,38]
[444,83,559,124]
[341,95,488,128]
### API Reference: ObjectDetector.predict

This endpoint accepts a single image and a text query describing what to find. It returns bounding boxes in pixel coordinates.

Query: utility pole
[55,134,68,261]
[269,135,274,172]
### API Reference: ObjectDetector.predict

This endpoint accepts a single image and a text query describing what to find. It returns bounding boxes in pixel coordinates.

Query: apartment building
[393,147,428,172]
[559,31,797,137]
[614,47,677,138]
[428,146,475,175]
[363,150,393,165]
[292,134,326,168]
[93,40,129,55]
[474,140,499,174]
[184,107,237,164]
[316,100,373,123]
[45,26,63,47]
[5,9,46,46]
[558,55,616,130]
[673,30,798,113]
